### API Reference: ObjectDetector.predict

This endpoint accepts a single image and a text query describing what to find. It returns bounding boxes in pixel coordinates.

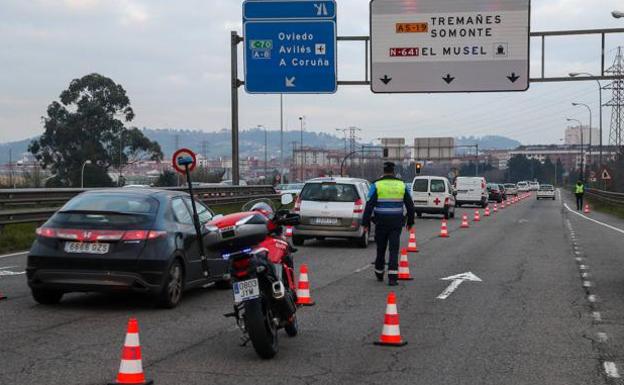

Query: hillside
[456,135,521,150]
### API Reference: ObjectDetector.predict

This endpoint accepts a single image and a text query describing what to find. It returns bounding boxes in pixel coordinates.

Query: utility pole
[280,94,284,184]
[299,116,305,181]
[8,149,13,188]
[290,141,299,182]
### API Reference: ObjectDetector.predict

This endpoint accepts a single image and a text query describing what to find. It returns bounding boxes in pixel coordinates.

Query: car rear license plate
[64,242,110,255]
[233,278,260,303]
[414,200,427,205]
[312,217,339,225]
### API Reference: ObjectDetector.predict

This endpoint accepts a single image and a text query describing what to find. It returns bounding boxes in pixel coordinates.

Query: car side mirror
[281,193,294,206]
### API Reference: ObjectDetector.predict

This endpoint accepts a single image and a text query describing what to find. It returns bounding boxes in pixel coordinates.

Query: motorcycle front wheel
[244,297,279,359]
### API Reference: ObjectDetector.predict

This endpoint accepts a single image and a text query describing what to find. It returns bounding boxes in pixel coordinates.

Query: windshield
[412,179,429,193]
[300,183,360,202]
[53,193,158,229]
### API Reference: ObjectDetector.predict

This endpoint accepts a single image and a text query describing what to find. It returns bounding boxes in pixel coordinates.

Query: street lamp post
[298,116,305,181]
[258,124,267,184]
[567,118,584,179]
[570,73,603,165]
[81,160,92,188]
[572,102,592,178]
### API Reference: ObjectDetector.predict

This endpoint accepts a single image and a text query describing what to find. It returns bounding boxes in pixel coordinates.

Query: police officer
[575,180,585,211]
[363,162,415,286]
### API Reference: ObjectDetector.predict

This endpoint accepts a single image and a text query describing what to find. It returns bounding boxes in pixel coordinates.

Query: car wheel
[31,289,63,305]
[157,259,184,309]
[356,230,369,248]
[293,236,305,246]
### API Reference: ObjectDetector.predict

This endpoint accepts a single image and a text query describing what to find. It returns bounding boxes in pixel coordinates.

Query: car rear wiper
[59,209,149,216]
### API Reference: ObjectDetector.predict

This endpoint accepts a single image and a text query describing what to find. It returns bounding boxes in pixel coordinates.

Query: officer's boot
[388,274,398,286]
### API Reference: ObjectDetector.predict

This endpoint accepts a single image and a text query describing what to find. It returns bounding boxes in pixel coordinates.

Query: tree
[29,73,163,187]
[155,170,178,187]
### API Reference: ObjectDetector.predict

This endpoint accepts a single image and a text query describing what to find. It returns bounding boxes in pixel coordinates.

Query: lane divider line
[593,312,602,322]
[604,361,621,378]
[597,332,609,343]
[564,203,624,235]
[0,251,29,259]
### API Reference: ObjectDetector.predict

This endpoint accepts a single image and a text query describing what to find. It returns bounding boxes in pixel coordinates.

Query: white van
[454,177,488,208]
[411,176,456,219]
[517,181,530,192]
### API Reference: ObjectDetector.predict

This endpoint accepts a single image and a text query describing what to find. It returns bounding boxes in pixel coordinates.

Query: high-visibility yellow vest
[575,184,585,194]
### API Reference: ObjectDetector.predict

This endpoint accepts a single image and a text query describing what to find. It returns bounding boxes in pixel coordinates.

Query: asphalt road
[2,192,624,385]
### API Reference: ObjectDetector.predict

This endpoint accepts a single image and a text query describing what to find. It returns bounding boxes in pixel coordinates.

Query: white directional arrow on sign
[285,76,296,87]
[436,272,482,300]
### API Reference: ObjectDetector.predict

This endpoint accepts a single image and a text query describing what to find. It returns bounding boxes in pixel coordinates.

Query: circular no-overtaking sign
[172,148,197,174]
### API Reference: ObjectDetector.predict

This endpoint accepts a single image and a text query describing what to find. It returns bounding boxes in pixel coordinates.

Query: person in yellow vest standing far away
[575,180,585,211]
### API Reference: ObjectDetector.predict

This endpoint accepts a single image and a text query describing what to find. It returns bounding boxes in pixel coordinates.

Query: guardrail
[0,186,278,226]
[586,188,624,207]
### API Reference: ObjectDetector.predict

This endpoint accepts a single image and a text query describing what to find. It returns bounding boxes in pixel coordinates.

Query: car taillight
[444,197,450,205]
[481,182,486,189]
[122,230,167,241]
[36,227,57,238]
[353,198,364,214]
[294,197,302,212]
[232,257,251,278]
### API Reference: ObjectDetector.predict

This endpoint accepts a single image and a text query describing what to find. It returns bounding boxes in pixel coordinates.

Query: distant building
[565,125,600,146]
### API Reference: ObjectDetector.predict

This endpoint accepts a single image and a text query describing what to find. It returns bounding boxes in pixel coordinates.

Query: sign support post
[231,31,243,186]
[173,148,210,277]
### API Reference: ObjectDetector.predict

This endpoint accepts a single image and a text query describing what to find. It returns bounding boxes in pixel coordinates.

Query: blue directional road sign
[243,0,337,94]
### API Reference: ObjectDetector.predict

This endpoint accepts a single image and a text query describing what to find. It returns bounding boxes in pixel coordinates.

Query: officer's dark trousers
[374,218,403,278]
[576,193,584,211]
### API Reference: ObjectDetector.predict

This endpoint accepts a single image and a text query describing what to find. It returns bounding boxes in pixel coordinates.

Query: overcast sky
[1,0,623,145]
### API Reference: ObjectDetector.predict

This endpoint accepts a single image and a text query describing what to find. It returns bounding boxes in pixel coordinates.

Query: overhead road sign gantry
[243,0,338,94]
[370,0,530,93]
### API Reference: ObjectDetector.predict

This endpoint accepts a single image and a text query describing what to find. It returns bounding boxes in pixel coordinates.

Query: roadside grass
[586,196,624,220]
[0,200,279,255]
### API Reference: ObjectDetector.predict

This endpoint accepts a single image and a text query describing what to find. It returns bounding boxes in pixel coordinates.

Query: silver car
[292,177,371,248]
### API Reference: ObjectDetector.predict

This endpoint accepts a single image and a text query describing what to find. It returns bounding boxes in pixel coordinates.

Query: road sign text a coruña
[243,0,337,94]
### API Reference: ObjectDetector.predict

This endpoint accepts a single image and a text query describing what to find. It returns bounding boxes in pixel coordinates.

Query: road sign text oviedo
[243,0,337,94]
[370,0,530,93]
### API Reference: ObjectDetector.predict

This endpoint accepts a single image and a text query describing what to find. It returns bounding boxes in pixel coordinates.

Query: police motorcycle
[203,194,301,359]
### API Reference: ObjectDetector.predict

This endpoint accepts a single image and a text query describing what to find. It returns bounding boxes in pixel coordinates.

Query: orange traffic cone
[493,203,498,213]
[584,204,590,214]
[484,207,491,217]
[296,264,315,306]
[284,226,293,238]
[460,214,470,229]
[501,201,506,209]
[109,318,152,385]
[398,249,413,281]
[473,210,481,222]
[407,228,419,253]
[439,219,450,238]
[374,292,407,347]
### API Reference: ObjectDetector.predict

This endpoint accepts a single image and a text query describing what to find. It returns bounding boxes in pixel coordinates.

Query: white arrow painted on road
[285,76,296,87]
[436,272,482,300]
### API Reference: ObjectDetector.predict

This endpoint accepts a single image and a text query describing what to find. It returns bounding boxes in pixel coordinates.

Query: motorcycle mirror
[281,193,294,206]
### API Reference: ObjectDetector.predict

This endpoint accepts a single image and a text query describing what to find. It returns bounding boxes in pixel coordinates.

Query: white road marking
[583,281,592,288]
[564,203,624,235]
[575,257,584,263]
[588,295,597,303]
[355,264,372,273]
[579,265,588,270]
[436,272,482,300]
[0,270,25,276]
[0,251,28,259]
[604,361,620,378]
[597,332,609,343]
[581,272,590,279]
[593,312,602,322]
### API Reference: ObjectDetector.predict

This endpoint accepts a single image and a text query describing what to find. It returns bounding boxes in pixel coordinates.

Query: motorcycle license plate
[233,278,260,303]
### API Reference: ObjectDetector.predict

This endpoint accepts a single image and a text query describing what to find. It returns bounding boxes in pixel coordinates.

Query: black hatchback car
[27,189,229,308]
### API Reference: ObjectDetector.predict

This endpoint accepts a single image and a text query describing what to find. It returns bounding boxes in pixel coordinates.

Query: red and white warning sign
[172,148,197,174]
[601,169,612,181]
